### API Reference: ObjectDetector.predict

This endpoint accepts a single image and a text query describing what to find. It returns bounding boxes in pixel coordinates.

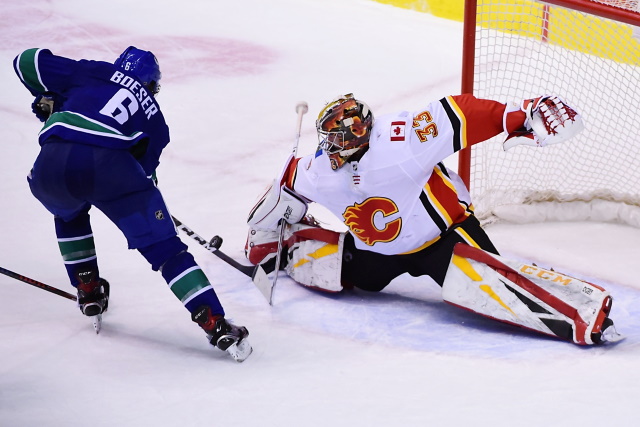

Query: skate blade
[92,314,102,334]
[602,326,625,343]
[227,338,253,362]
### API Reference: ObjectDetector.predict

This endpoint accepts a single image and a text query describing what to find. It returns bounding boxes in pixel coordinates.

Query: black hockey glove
[31,94,55,122]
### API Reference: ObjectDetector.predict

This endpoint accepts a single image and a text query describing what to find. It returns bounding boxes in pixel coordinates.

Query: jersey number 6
[99,88,139,125]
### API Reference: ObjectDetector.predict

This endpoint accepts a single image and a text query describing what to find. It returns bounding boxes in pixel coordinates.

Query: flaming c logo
[343,197,402,246]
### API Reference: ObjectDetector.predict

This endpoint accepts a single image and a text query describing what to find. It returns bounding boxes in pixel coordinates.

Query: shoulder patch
[390,121,406,141]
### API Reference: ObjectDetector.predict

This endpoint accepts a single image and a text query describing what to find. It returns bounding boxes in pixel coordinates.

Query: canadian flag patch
[390,121,405,141]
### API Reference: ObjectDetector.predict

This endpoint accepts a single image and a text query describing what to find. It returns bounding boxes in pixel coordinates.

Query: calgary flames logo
[343,197,402,246]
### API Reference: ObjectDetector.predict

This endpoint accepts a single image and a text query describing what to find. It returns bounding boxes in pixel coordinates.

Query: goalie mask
[115,46,162,95]
[316,93,374,170]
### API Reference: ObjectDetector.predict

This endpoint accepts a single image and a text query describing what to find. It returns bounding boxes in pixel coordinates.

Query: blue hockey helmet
[114,46,161,94]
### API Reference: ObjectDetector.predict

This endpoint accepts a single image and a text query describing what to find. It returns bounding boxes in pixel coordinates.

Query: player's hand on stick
[503,95,585,150]
[31,93,55,122]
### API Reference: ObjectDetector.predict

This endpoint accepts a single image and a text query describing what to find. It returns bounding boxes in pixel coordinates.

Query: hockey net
[459,0,640,227]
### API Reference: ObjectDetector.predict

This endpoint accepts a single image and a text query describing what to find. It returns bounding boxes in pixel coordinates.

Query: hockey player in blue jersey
[13,47,251,361]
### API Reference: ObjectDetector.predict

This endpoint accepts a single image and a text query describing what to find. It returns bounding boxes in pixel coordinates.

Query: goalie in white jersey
[246,93,622,346]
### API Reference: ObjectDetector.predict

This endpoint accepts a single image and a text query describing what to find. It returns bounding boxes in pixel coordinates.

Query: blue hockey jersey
[13,48,170,176]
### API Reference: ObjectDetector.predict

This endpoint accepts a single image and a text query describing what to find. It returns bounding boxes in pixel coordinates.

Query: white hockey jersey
[290,95,510,255]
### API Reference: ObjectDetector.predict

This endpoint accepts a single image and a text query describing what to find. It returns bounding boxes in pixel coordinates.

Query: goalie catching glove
[503,95,585,150]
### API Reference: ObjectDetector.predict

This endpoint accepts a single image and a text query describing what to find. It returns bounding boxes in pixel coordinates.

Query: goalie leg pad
[442,244,617,345]
[285,232,345,293]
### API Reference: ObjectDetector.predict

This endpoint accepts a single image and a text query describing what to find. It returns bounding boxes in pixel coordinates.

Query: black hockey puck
[209,235,223,249]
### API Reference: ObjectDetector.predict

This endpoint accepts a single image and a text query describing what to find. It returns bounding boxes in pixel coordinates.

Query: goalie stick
[173,102,308,305]
[171,215,272,300]
[261,101,309,305]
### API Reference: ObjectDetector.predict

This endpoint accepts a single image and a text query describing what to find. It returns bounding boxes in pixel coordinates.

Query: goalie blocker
[442,243,622,345]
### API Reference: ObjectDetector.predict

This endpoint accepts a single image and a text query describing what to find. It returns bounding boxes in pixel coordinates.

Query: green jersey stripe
[169,268,211,303]
[40,111,143,141]
[18,48,48,93]
[62,252,97,264]
[59,236,97,262]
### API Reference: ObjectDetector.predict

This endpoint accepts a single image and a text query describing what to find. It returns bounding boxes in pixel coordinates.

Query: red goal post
[459,0,640,226]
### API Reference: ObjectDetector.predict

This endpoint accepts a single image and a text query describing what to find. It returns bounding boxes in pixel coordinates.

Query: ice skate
[76,270,110,334]
[589,296,624,344]
[192,306,252,362]
[592,318,624,344]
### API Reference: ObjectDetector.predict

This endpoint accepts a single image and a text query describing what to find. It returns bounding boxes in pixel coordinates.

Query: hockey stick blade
[172,215,275,303]
[171,216,254,277]
[251,261,274,305]
[267,222,286,305]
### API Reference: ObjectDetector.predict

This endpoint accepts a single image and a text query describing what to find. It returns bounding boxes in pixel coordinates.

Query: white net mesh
[468,0,640,226]
[589,0,637,11]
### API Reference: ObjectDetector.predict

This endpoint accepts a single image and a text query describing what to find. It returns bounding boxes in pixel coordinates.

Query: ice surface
[1,1,639,426]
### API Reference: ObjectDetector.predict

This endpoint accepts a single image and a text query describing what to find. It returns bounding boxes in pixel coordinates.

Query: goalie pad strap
[288,227,341,245]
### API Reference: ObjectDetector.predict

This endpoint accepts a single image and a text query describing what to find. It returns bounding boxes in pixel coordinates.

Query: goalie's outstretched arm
[450,94,585,150]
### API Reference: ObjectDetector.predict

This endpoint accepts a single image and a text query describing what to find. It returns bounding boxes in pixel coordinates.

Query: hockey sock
[139,238,225,317]
[161,251,225,317]
[55,213,99,288]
